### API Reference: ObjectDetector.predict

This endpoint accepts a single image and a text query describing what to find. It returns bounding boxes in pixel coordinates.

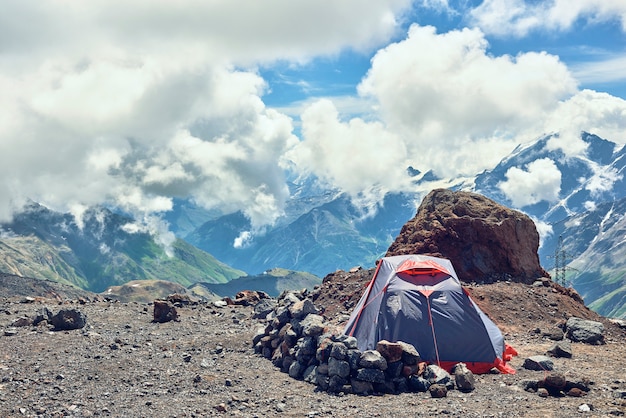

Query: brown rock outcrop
[386,189,548,284]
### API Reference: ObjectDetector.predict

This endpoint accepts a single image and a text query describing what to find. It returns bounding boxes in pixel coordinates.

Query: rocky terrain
[0,275,625,418]
[1,189,625,417]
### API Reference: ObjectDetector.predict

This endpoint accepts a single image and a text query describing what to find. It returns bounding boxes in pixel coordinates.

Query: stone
[429,384,448,398]
[11,317,32,327]
[212,300,228,308]
[424,365,452,387]
[359,350,387,370]
[453,363,476,392]
[288,361,304,379]
[567,388,586,397]
[333,334,358,349]
[408,375,430,392]
[385,361,403,379]
[4,328,18,336]
[374,380,396,394]
[278,291,301,307]
[295,337,317,363]
[166,293,194,306]
[542,326,564,341]
[355,368,386,384]
[566,317,605,344]
[274,306,292,326]
[33,307,53,326]
[301,314,325,337]
[328,357,351,378]
[385,189,548,284]
[303,365,317,384]
[330,342,348,360]
[328,375,347,393]
[398,341,421,365]
[233,290,263,306]
[288,299,319,320]
[541,373,567,396]
[547,341,573,358]
[50,309,87,330]
[376,340,403,363]
[347,349,362,371]
[351,379,373,395]
[522,355,554,371]
[153,300,178,323]
[253,299,276,319]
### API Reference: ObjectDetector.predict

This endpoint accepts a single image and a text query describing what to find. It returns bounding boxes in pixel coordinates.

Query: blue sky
[1,0,625,245]
[262,1,626,108]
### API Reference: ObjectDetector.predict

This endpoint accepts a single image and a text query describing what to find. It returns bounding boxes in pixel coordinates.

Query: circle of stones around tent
[252,289,475,396]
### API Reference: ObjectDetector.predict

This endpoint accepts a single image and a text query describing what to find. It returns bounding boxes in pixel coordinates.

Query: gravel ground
[1,294,625,418]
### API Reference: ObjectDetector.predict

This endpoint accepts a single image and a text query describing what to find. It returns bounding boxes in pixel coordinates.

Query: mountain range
[0,204,244,293]
[1,131,625,318]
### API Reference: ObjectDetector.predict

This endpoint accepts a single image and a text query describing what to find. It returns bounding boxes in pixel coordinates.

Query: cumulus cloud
[470,0,626,37]
[544,90,626,149]
[498,158,562,207]
[0,0,412,234]
[287,99,412,202]
[357,24,577,178]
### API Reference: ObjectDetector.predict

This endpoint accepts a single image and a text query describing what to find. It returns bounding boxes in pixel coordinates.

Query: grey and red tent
[343,254,516,374]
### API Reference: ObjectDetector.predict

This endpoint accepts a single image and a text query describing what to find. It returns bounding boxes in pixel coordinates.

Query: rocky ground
[1,275,626,418]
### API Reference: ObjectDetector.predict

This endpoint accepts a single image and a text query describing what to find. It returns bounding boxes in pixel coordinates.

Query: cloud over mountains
[1,0,626,246]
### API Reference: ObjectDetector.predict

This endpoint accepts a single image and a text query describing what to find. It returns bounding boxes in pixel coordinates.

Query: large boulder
[386,189,548,284]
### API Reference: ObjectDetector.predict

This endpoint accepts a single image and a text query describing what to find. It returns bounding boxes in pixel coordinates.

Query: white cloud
[0,0,414,231]
[572,55,626,85]
[357,24,577,178]
[498,158,562,207]
[470,0,626,37]
[287,99,413,201]
[543,90,626,148]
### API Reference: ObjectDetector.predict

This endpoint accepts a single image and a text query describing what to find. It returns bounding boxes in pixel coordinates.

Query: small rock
[359,350,387,370]
[567,387,586,397]
[253,299,277,319]
[50,309,87,331]
[522,355,554,371]
[566,317,604,344]
[4,328,18,336]
[288,299,319,319]
[547,341,572,358]
[429,384,448,398]
[301,314,325,337]
[328,357,350,378]
[355,368,386,384]
[152,300,178,323]
[453,363,475,392]
[376,340,403,363]
[214,403,227,412]
[11,317,32,327]
[351,379,374,395]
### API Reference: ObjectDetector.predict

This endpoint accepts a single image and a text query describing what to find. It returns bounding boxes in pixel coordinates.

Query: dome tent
[344,254,516,374]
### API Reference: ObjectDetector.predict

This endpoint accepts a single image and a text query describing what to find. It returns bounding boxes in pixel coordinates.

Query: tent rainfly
[344,254,517,374]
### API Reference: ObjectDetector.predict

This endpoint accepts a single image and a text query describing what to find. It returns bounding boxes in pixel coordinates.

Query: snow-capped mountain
[3,131,625,317]
[185,131,626,316]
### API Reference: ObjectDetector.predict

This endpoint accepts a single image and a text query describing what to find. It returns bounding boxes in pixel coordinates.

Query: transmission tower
[552,235,576,286]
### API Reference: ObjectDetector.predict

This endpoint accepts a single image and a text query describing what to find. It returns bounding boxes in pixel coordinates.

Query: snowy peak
[473,132,625,224]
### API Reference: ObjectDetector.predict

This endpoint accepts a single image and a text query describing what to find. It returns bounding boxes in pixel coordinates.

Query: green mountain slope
[0,204,245,293]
